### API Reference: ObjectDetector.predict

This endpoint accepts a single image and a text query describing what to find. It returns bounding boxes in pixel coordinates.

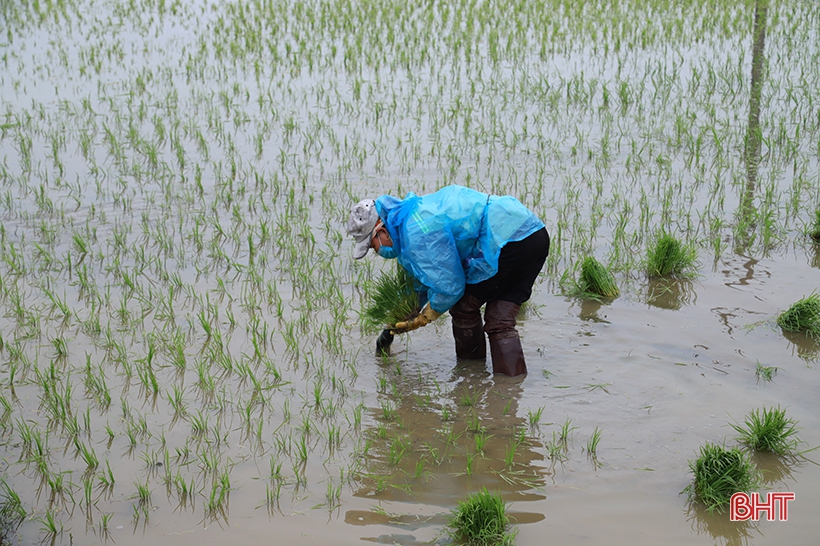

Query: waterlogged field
[1,0,819,544]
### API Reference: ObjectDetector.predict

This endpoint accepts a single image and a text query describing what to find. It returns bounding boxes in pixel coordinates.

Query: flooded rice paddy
[1,0,819,544]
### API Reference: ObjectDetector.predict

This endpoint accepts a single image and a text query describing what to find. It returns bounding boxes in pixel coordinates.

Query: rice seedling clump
[449,488,515,546]
[731,406,800,455]
[645,232,698,277]
[363,265,420,332]
[776,292,820,338]
[685,443,759,513]
[577,256,620,299]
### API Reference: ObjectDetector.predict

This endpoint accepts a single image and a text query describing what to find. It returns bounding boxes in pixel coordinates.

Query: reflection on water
[577,299,611,323]
[751,451,805,488]
[810,244,820,270]
[722,256,759,289]
[685,502,757,546]
[780,329,820,363]
[735,0,768,256]
[347,359,547,544]
[646,277,696,310]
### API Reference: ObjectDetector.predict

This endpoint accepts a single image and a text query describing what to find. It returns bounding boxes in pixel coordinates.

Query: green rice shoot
[731,406,800,455]
[684,443,759,514]
[754,362,778,383]
[645,232,698,278]
[776,292,820,338]
[363,264,420,332]
[448,487,516,546]
[576,256,620,299]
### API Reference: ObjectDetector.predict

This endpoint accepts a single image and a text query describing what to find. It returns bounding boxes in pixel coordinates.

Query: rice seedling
[466,411,483,434]
[526,407,544,429]
[558,418,578,451]
[1,0,819,538]
[546,432,569,463]
[460,390,479,407]
[684,443,760,513]
[135,481,152,508]
[98,513,113,537]
[565,256,620,300]
[504,440,518,469]
[36,509,63,542]
[731,406,801,455]
[474,432,492,455]
[776,292,820,338]
[0,482,26,539]
[645,232,698,278]
[448,488,516,546]
[465,452,478,477]
[362,264,420,332]
[755,362,778,382]
[206,470,231,516]
[586,427,602,458]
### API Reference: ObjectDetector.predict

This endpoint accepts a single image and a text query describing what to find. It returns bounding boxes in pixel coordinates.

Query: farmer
[346,185,549,377]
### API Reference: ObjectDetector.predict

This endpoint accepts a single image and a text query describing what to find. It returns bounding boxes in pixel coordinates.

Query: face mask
[377,245,397,259]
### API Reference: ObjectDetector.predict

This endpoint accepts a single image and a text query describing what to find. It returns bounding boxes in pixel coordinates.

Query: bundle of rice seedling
[578,256,620,299]
[776,292,820,338]
[731,406,800,455]
[448,488,516,546]
[646,232,698,277]
[363,264,420,332]
[560,256,619,301]
[684,443,759,514]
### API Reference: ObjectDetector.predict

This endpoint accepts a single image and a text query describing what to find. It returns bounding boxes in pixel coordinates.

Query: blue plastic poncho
[374,185,545,314]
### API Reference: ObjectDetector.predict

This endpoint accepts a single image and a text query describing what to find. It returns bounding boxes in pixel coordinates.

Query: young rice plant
[684,443,759,513]
[448,487,516,546]
[646,232,698,277]
[776,292,820,338]
[567,256,620,300]
[731,406,800,455]
[363,264,420,331]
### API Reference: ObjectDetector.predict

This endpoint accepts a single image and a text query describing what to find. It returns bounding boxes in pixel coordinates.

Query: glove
[391,304,441,334]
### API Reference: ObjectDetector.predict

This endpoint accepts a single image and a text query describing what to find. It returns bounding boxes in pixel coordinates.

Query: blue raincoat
[374,185,545,314]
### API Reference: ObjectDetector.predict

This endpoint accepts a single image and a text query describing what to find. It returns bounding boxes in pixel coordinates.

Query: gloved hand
[391,304,441,334]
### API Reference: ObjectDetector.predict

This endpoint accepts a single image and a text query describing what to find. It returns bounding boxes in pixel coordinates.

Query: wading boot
[449,294,487,359]
[484,300,527,377]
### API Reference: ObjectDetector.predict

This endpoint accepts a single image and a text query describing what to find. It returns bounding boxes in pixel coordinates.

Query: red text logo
[730,492,795,521]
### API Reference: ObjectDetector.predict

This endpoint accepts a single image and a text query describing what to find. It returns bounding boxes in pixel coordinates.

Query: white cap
[346,199,380,259]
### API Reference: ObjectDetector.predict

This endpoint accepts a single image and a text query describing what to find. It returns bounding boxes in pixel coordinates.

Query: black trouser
[465,227,549,304]
[449,227,549,371]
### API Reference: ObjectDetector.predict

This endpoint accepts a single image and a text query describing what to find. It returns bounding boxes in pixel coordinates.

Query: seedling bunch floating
[572,256,620,300]
[731,406,801,455]
[776,292,820,338]
[646,233,698,278]
[685,443,760,514]
[449,487,515,546]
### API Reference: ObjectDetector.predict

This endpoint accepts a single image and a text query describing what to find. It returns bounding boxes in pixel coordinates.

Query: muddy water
[2,0,820,544]
[93,246,820,546]
[327,253,820,546]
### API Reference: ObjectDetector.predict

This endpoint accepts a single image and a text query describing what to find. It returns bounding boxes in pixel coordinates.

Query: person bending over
[346,184,549,377]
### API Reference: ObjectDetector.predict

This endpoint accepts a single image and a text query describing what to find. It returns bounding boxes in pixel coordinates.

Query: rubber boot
[449,294,487,360]
[484,300,527,377]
